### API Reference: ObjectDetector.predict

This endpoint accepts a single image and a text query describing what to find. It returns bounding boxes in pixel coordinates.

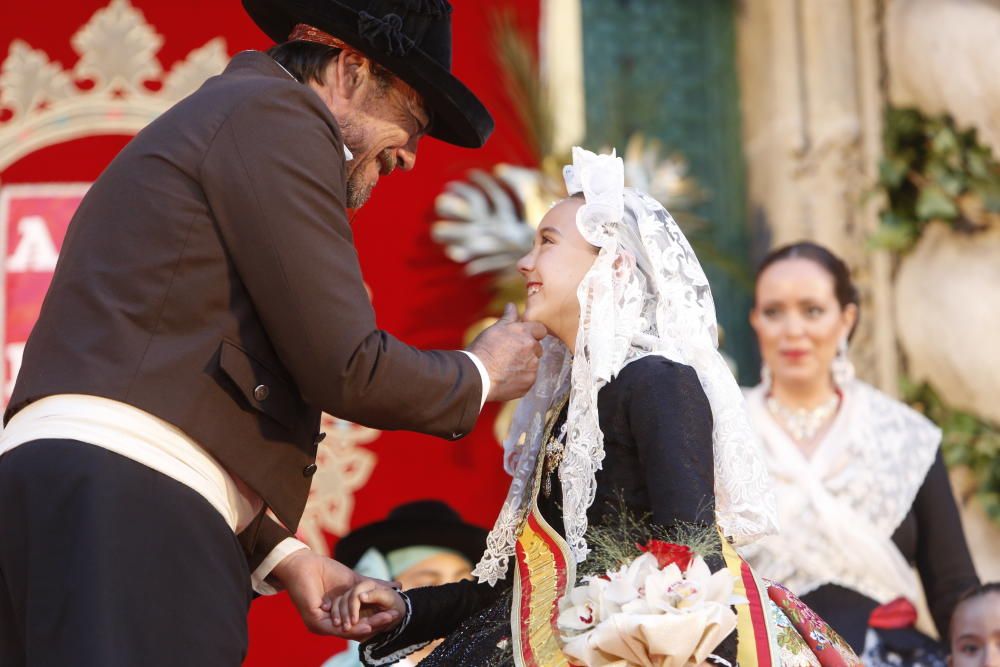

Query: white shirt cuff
[460,351,490,409]
[251,537,310,595]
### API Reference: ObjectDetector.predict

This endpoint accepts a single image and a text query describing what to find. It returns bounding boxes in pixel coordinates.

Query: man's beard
[340,112,397,209]
[344,147,396,209]
[345,173,374,209]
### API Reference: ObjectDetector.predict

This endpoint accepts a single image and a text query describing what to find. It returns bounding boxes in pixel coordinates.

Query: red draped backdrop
[0,1,540,664]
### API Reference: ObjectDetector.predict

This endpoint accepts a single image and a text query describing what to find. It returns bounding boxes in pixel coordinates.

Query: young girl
[333,149,855,667]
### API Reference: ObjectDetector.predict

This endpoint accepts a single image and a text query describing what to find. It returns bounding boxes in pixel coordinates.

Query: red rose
[637,540,693,571]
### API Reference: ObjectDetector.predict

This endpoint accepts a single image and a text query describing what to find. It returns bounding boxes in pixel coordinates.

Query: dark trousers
[0,439,252,666]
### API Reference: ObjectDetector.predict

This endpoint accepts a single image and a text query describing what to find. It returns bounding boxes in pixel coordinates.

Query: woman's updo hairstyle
[754,241,861,338]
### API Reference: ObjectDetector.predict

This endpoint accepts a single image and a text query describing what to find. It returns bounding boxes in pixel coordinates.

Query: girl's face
[950,592,1000,667]
[516,198,598,349]
[749,258,856,390]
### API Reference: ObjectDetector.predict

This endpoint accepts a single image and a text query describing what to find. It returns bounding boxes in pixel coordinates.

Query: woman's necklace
[766,392,841,443]
[541,394,570,498]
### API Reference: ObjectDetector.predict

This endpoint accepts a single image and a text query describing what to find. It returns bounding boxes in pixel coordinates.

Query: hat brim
[242,0,494,148]
[334,518,488,568]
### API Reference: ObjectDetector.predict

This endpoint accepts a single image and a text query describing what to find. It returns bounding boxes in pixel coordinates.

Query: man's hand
[271,549,401,639]
[468,303,546,403]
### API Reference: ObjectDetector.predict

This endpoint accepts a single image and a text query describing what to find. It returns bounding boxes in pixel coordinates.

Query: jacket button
[253,384,269,401]
[303,463,318,477]
[314,432,327,446]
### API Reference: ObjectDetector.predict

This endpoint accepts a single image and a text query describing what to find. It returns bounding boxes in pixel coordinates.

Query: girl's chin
[771,365,827,386]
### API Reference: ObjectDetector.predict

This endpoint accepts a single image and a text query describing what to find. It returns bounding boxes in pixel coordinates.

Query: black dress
[361,356,731,667]
[801,450,979,656]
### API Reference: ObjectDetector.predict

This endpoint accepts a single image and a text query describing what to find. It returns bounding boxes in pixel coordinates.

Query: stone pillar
[540,0,585,154]
[735,0,897,393]
[887,0,1000,157]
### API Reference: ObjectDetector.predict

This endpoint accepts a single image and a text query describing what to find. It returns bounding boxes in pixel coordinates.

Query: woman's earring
[760,363,772,390]
[832,337,855,387]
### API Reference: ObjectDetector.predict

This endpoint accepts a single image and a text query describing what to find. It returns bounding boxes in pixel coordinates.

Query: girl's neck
[769,376,838,410]
[554,325,576,354]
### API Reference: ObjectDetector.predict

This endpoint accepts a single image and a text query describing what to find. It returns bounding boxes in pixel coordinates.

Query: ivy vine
[873,107,1000,251]
[901,378,1000,523]
[875,107,1000,525]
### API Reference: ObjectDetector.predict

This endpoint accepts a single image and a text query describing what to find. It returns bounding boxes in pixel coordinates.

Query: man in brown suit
[0,1,544,665]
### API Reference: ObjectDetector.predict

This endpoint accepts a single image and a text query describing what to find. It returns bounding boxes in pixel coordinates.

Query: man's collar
[268,55,297,83]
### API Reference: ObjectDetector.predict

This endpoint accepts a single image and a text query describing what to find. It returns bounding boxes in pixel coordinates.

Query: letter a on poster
[0,183,90,404]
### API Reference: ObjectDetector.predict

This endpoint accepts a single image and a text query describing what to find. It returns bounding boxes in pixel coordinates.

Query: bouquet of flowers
[557,540,744,667]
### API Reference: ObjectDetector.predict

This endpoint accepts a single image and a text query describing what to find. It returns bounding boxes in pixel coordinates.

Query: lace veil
[472,148,778,586]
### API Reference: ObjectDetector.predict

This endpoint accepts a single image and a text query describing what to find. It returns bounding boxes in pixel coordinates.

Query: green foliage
[878,110,1000,526]
[579,494,720,578]
[900,377,1000,523]
[873,108,1000,252]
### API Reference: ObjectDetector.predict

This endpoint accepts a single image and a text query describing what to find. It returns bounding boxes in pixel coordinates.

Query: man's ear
[329,49,373,102]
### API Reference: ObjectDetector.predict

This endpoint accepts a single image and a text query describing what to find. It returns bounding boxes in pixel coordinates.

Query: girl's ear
[841,302,858,338]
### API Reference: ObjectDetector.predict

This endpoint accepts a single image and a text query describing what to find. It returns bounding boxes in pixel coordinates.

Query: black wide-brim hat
[334,500,488,568]
[242,0,494,148]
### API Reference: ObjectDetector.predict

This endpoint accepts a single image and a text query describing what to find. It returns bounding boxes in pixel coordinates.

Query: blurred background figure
[949,583,1000,667]
[740,241,980,665]
[323,501,487,667]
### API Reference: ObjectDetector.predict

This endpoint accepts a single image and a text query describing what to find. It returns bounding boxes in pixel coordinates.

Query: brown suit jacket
[5,51,482,568]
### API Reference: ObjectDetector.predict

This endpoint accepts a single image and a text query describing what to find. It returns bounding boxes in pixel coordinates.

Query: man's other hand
[467,303,546,403]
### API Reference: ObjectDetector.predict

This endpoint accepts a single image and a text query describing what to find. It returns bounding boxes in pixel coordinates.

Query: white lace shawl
[739,380,941,603]
[472,148,778,586]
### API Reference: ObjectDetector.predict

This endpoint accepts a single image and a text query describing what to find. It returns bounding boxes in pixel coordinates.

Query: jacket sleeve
[912,449,980,639]
[200,81,481,439]
[625,357,717,528]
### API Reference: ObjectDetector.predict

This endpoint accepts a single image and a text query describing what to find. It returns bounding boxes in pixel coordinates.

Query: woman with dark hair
[742,241,980,666]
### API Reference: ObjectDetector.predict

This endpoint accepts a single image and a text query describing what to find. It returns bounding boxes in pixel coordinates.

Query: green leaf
[868,219,916,251]
[965,148,995,181]
[915,185,959,220]
[926,159,967,196]
[970,180,1000,213]
[879,157,909,189]
[930,126,961,158]
[885,108,925,148]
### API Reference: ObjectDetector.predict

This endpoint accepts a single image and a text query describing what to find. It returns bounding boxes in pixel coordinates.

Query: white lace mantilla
[472,148,778,586]
[740,380,941,604]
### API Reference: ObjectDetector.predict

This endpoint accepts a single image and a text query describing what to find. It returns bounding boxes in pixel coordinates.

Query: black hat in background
[334,499,488,568]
